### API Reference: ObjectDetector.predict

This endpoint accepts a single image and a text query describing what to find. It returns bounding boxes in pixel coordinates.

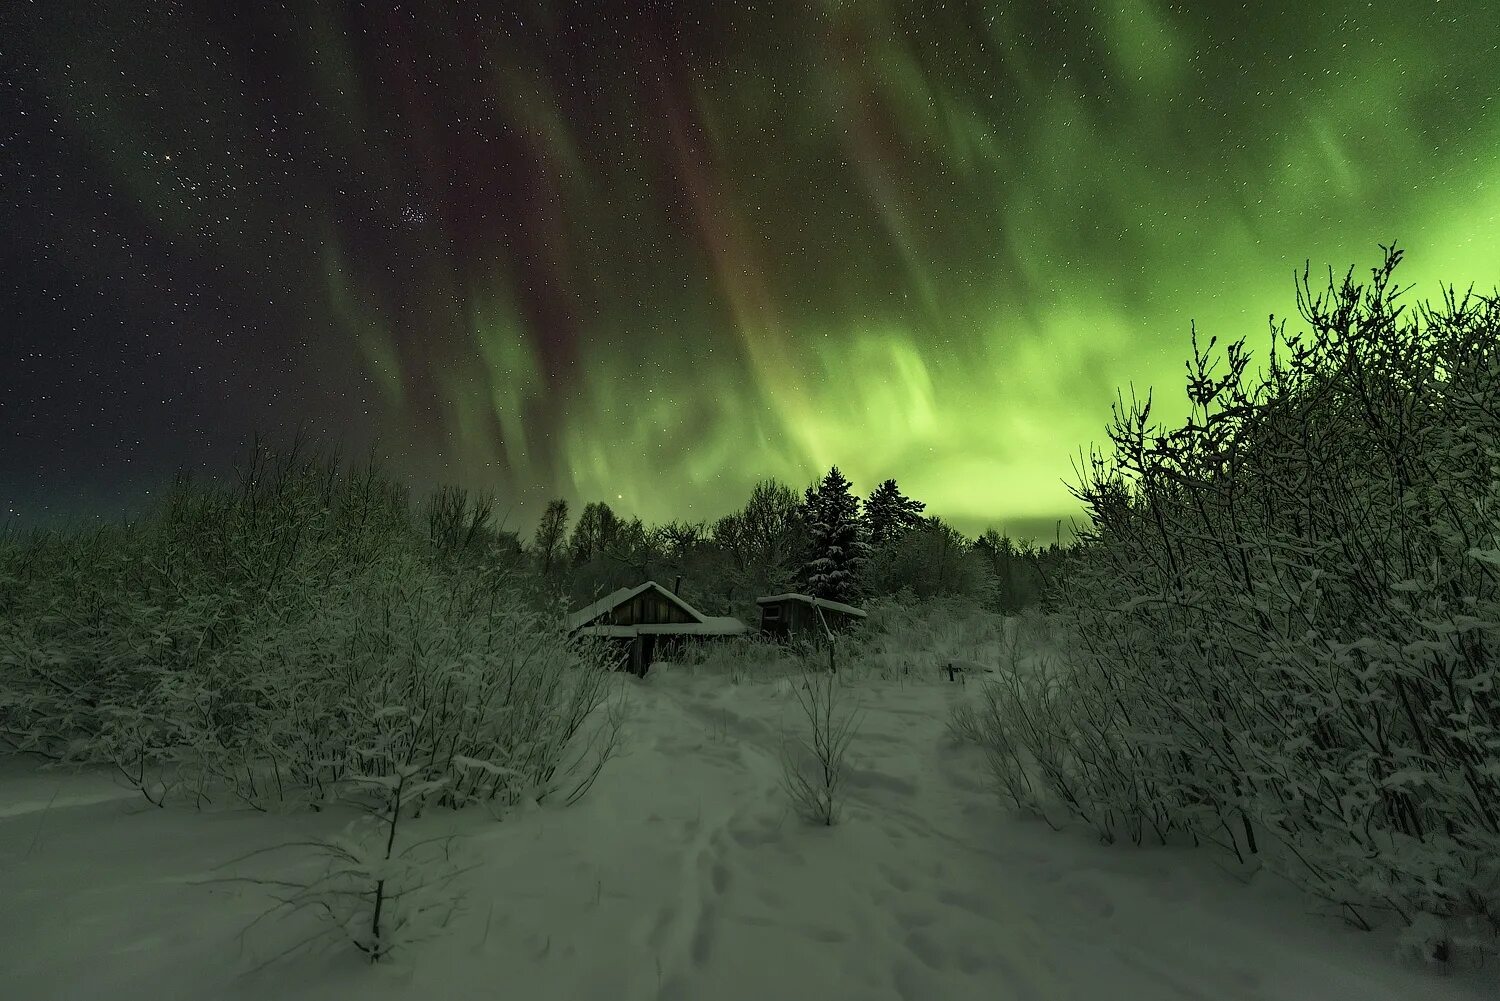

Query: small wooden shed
[567,581,748,676]
[755,593,867,640]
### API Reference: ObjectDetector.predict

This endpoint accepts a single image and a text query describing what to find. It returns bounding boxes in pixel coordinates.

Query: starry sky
[4,1,1499,539]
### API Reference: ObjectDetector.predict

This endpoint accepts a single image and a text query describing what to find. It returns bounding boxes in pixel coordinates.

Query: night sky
[4,2,1499,538]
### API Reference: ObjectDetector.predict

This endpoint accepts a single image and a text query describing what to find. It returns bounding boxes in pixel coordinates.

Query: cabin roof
[754,593,868,618]
[575,616,749,639]
[565,580,718,633]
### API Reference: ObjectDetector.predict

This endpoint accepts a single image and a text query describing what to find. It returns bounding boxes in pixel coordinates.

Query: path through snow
[0,667,1491,1000]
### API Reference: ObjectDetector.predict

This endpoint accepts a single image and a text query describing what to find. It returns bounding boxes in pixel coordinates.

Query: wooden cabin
[566,581,748,676]
[755,593,867,640]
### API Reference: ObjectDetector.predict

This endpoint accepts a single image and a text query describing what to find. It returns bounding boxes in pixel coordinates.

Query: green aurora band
[22,0,1500,537]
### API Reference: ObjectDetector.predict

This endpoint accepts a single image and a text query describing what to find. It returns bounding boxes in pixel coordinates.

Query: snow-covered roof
[694,616,751,634]
[565,580,719,633]
[575,616,749,639]
[754,593,868,618]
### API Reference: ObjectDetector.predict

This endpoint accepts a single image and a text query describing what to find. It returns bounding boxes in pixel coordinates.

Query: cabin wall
[758,599,815,636]
[758,599,863,639]
[758,600,791,637]
[609,590,695,626]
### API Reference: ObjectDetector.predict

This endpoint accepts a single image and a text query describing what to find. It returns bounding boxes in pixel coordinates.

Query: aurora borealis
[5,2,1500,538]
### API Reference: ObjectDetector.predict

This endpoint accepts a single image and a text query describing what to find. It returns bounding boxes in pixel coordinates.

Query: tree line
[525,469,1071,620]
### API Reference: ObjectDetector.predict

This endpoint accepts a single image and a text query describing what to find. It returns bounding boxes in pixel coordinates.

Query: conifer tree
[800,467,868,604]
[864,478,926,548]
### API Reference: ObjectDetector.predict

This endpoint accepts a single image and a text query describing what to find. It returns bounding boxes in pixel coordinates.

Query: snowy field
[1,662,1492,1001]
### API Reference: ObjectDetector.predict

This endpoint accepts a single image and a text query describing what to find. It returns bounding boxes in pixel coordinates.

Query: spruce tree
[800,466,868,604]
[864,478,925,548]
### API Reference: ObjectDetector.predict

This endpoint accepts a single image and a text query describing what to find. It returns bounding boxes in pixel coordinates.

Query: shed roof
[754,593,868,618]
[565,580,722,633]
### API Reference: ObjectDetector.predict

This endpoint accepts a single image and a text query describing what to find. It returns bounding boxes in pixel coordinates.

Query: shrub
[780,672,862,826]
[852,595,1009,681]
[0,445,621,817]
[976,246,1500,957]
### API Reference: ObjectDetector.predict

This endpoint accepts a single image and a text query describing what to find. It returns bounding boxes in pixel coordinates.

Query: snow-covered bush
[0,446,621,816]
[974,247,1500,957]
[946,699,984,745]
[851,595,1009,680]
[663,596,1012,686]
[669,633,796,682]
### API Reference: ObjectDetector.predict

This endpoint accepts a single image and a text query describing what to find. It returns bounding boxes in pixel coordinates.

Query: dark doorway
[637,634,657,677]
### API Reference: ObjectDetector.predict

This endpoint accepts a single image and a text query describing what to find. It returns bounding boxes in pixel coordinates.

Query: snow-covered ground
[1,664,1492,1001]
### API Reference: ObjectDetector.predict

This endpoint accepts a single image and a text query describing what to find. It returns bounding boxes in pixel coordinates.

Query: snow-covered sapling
[780,671,862,826]
[219,762,474,966]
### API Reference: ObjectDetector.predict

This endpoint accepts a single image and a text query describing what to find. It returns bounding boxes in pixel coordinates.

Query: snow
[693,615,751,635]
[1,667,1491,1001]
[756,592,869,618]
[577,616,749,638]
[0,761,140,818]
